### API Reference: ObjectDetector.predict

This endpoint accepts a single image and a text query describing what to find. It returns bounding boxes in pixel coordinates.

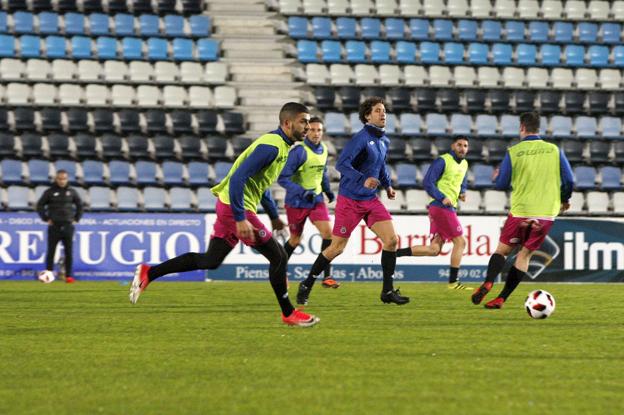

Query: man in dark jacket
[36,170,83,283]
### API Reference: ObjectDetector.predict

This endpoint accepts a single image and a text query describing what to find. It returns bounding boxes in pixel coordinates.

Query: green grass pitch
[1,281,623,415]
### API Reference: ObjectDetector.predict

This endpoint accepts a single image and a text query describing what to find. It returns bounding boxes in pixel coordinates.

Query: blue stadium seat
[122,37,142,60]
[481,20,502,41]
[325,112,348,135]
[336,17,356,39]
[135,161,158,186]
[370,40,391,63]
[615,46,624,67]
[540,44,561,66]
[450,114,471,136]
[409,18,429,41]
[20,35,41,57]
[115,14,135,36]
[473,164,494,188]
[288,16,308,38]
[188,161,210,186]
[457,20,477,41]
[578,22,598,43]
[468,43,488,64]
[420,41,440,64]
[576,116,598,139]
[500,115,519,137]
[55,160,77,183]
[574,166,597,190]
[475,114,497,136]
[147,37,168,60]
[65,12,85,35]
[82,160,105,185]
[162,161,185,186]
[588,45,609,67]
[565,45,585,66]
[425,113,447,136]
[172,37,194,61]
[516,43,537,65]
[14,11,34,34]
[0,12,6,33]
[28,159,49,184]
[164,14,185,37]
[323,40,343,63]
[189,15,210,37]
[600,166,621,190]
[312,17,331,39]
[1,159,23,184]
[492,43,512,65]
[505,21,525,42]
[89,13,110,36]
[350,112,363,132]
[71,36,92,58]
[361,18,381,39]
[396,163,418,188]
[399,113,421,135]
[601,23,621,44]
[385,18,405,40]
[443,42,464,64]
[600,117,622,140]
[553,22,573,43]
[385,114,397,135]
[345,40,366,63]
[214,161,233,183]
[96,37,117,59]
[396,41,416,64]
[297,40,317,63]
[0,34,15,56]
[550,116,573,138]
[197,39,218,61]
[528,21,549,42]
[432,19,453,41]
[139,14,160,36]
[39,12,59,34]
[109,160,131,185]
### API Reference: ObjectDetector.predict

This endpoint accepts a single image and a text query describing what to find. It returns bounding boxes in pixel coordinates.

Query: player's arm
[559,149,575,211]
[36,189,51,222]
[459,173,468,201]
[277,146,309,198]
[321,165,335,202]
[494,152,512,190]
[72,188,83,223]
[335,134,368,185]
[378,146,396,198]
[423,158,450,205]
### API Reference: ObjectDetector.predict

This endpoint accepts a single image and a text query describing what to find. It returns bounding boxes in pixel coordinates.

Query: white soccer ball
[37,270,56,284]
[524,290,556,319]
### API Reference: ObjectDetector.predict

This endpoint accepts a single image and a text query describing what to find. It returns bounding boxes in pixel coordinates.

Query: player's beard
[292,129,307,142]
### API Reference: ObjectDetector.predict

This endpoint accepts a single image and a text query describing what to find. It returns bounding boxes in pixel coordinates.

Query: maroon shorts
[211,200,272,247]
[332,195,392,238]
[428,205,463,242]
[499,215,554,251]
[285,202,331,236]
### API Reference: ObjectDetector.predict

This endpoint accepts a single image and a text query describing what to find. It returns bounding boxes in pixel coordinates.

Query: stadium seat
[1,159,23,184]
[588,46,609,68]
[600,117,622,140]
[505,21,525,42]
[371,41,391,63]
[297,40,317,63]
[482,20,502,42]
[0,134,15,159]
[21,133,43,157]
[47,133,70,158]
[71,36,92,59]
[55,159,77,183]
[516,44,537,66]
[515,90,536,113]
[361,18,381,39]
[601,23,621,44]
[6,186,31,210]
[89,13,110,36]
[553,22,573,43]
[188,161,210,186]
[162,161,185,186]
[197,39,219,61]
[550,116,573,139]
[539,90,561,113]
[170,110,194,135]
[173,38,194,61]
[565,45,585,67]
[142,187,167,211]
[492,43,512,65]
[74,133,97,158]
[479,67,501,88]
[170,187,194,211]
[415,88,436,111]
[565,0,587,19]
[164,15,185,37]
[336,17,356,38]
[552,68,574,89]
[388,87,411,111]
[560,140,584,163]
[101,133,124,159]
[540,44,561,66]
[82,160,105,185]
[304,0,326,14]
[443,43,464,65]
[528,21,548,42]
[13,108,35,131]
[27,159,49,184]
[116,186,139,211]
[458,20,478,42]
[576,116,598,139]
[88,186,113,210]
[574,166,597,190]
[39,12,59,34]
[432,19,453,41]
[475,114,497,137]
[197,187,217,211]
[396,41,416,64]
[385,18,405,40]
[564,91,585,114]
[329,64,352,85]
[429,66,451,87]
[324,40,344,63]
[589,140,611,163]
[500,115,519,137]
[410,138,432,161]
[14,11,34,34]
[465,89,486,112]
[600,166,621,191]
[288,17,308,38]
[579,23,598,43]
[399,113,421,136]
[311,17,331,39]
[408,18,429,41]
[404,189,428,213]
[420,42,440,64]
[20,35,41,58]
[425,113,447,136]
[489,90,511,113]
[487,139,508,162]
[542,0,563,19]
[145,110,168,135]
[95,37,117,59]
[222,112,246,135]
[439,89,460,111]
[180,135,206,160]
[468,43,488,65]
[196,110,218,134]
[450,113,472,136]
[472,164,494,189]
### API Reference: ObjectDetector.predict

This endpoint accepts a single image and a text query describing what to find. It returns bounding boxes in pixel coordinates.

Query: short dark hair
[279,102,309,125]
[358,96,385,124]
[56,170,68,176]
[520,112,540,134]
[453,135,469,143]
[309,116,324,125]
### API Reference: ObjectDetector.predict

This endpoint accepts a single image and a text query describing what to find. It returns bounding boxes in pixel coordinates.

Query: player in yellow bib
[396,136,470,290]
[129,103,320,327]
[472,112,575,309]
[278,117,338,288]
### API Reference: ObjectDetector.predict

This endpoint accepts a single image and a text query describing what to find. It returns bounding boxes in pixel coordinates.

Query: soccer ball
[37,270,56,284]
[524,290,555,319]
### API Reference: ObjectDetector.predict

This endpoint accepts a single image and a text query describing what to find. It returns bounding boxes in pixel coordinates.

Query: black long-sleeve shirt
[36,184,83,224]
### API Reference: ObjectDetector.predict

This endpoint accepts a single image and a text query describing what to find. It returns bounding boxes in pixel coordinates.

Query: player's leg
[370,219,409,305]
[313,219,339,288]
[471,241,513,304]
[61,224,74,283]
[284,233,302,258]
[45,225,61,273]
[397,236,443,257]
[283,206,306,258]
[297,235,348,304]
[447,235,468,289]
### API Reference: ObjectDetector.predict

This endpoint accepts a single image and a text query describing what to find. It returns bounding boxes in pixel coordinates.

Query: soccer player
[130,102,320,327]
[297,97,409,306]
[471,112,574,309]
[396,136,470,290]
[278,116,339,288]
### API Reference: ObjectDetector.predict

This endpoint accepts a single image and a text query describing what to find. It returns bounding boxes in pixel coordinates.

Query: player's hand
[492,167,500,181]
[325,191,335,203]
[47,220,53,225]
[236,220,256,242]
[560,202,570,213]
[442,197,453,206]
[386,187,397,200]
[302,190,316,202]
[459,193,466,202]
[363,177,380,189]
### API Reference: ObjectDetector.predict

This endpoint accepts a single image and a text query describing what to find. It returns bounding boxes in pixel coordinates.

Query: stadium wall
[0,213,622,283]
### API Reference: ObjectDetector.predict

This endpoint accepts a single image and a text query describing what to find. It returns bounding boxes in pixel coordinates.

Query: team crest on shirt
[258,230,267,238]
[369,141,374,145]
[340,226,347,234]
[510,237,520,243]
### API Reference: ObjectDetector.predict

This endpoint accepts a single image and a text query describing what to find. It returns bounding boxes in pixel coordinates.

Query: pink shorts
[211,200,272,247]
[333,195,392,238]
[428,205,463,242]
[499,214,554,251]
[285,202,331,236]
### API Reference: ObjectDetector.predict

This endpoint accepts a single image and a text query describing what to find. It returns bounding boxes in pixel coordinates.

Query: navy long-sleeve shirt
[423,150,468,211]
[336,124,392,201]
[495,135,575,203]
[277,138,332,209]
[228,128,291,221]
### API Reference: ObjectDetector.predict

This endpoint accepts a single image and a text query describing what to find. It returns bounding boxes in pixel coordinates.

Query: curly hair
[358,96,385,124]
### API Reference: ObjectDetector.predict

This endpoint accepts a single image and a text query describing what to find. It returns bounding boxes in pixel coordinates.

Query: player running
[278,116,339,289]
[396,136,470,290]
[130,103,320,327]
[471,112,574,309]
[297,97,409,306]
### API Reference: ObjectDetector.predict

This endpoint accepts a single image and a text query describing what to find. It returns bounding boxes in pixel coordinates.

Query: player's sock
[303,253,330,288]
[449,267,459,284]
[396,247,412,257]
[255,238,295,317]
[485,253,506,284]
[498,266,526,301]
[283,241,296,259]
[381,250,397,292]
[321,239,332,278]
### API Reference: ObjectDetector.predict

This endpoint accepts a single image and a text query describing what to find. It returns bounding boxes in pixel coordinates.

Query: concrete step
[232,73,293,82]
[237,88,301,99]
[210,15,277,28]
[206,1,266,12]
[241,96,302,106]
[224,49,284,59]
[229,63,292,75]
[215,25,275,35]
[221,38,282,51]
